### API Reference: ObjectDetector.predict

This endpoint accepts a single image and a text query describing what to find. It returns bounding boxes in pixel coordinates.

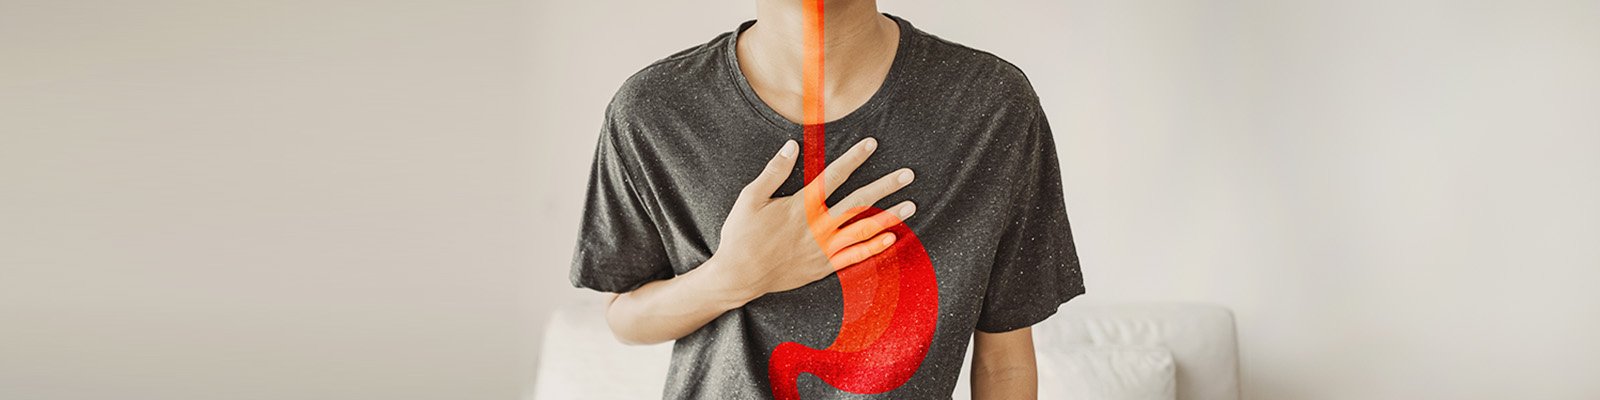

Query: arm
[601,259,756,345]
[603,138,918,345]
[971,327,1038,400]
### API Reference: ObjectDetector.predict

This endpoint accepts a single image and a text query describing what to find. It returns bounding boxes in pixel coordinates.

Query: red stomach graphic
[766,212,939,399]
[767,127,941,399]
[765,2,940,398]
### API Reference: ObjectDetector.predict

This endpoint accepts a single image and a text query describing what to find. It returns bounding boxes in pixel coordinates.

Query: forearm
[971,328,1039,400]
[971,362,1037,399]
[604,257,757,345]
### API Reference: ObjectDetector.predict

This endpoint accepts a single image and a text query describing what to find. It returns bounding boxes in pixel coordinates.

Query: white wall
[2,1,534,399]
[3,0,1596,399]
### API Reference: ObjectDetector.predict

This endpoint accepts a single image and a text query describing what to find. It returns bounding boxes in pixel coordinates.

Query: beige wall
[4,0,1598,399]
[1,1,534,399]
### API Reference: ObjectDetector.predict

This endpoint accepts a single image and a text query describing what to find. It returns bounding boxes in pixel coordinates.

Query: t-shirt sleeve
[975,104,1088,333]
[568,112,675,293]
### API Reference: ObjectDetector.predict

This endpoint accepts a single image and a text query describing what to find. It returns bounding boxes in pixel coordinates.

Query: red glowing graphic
[765,1,940,399]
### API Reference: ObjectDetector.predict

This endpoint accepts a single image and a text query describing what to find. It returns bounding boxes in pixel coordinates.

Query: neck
[749,0,887,52]
[741,0,895,101]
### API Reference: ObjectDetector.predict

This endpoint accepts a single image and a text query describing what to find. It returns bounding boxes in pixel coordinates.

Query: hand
[708,137,917,300]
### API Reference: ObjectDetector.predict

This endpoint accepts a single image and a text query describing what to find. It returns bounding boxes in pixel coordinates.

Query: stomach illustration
[764,2,941,399]
[765,198,940,399]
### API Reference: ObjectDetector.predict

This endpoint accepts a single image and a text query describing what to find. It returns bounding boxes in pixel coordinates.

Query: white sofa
[532,297,1240,400]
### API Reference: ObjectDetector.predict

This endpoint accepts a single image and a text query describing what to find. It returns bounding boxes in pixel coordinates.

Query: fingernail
[779,140,797,158]
[863,137,877,151]
[883,233,896,245]
[899,202,916,218]
[897,169,914,183]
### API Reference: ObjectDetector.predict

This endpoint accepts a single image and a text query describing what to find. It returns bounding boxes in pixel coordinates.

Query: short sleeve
[569,112,674,293]
[975,104,1088,333]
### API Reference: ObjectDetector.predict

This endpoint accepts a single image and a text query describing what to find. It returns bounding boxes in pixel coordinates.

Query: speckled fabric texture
[570,14,1086,399]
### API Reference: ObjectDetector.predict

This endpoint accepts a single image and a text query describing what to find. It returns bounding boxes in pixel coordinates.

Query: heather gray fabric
[569,14,1086,399]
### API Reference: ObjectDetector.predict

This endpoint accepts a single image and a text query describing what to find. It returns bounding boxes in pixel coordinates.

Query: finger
[825,201,915,255]
[828,167,914,224]
[739,140,799,203]
[802,137,877,202]
[828,231,897,270]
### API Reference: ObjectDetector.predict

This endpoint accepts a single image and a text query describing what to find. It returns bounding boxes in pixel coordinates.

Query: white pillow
[1039,345,1176,400]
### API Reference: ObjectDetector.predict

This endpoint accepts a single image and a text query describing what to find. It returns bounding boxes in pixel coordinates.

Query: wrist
[698,255,763,308]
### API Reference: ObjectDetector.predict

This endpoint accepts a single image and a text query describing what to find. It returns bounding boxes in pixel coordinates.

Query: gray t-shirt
[570,14,1086,399]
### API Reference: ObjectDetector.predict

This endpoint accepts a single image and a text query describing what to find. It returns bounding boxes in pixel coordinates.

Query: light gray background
[3,0,1598,399]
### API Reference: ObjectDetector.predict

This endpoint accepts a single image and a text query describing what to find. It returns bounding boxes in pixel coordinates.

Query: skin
[601,1,1039,398]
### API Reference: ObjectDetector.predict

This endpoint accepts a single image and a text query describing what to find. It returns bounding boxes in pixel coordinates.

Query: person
[569,0,1085,398]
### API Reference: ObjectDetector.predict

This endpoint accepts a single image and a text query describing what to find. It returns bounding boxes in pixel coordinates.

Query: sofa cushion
[1041,345,1176,400]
